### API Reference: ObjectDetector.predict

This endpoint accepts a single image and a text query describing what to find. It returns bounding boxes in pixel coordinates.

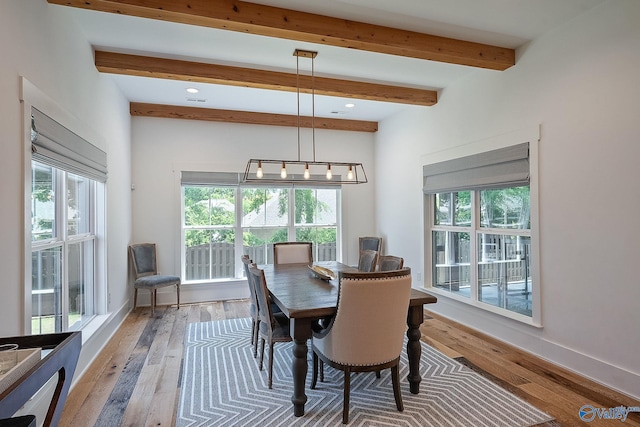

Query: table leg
[290,318,312,416]
[406,305,424,394]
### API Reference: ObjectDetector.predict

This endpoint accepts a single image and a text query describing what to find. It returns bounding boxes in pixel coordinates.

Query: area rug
[176,318,553,426]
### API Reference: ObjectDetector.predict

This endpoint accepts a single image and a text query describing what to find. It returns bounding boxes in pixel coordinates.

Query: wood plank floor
[60,301,640,427]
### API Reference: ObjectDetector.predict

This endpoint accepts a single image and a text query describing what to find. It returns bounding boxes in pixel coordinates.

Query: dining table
[261,261,437,417]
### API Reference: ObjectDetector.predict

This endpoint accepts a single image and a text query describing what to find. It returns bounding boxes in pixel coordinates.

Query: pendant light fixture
[243,49,368,184]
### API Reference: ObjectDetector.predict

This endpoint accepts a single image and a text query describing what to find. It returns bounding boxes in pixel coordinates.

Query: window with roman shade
[30,107,106,334]
[423,140,538,324]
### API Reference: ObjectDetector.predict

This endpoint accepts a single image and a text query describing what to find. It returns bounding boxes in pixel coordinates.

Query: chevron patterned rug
[176,318,553,427]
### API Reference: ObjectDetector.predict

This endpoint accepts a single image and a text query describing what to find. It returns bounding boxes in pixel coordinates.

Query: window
[31,162,98,333]
[424,141,538,322]
[181,172,340,282]
[30,106,106,334]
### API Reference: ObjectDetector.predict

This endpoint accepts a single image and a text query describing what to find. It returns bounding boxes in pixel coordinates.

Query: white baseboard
[134,280,250,307]
[71,301,131,386]
[429,298,640,400]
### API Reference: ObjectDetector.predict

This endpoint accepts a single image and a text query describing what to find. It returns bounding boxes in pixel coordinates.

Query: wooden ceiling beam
[49,0,515,71]
[130,102,379,132]
[96,51,437,106]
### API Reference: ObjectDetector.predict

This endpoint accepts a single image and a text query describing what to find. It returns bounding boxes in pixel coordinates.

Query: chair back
[379,255,404,271]
[316,268,412,366]
[357,249,378,272]
[248,265,276,328]
[129,243,158,278]
[241,255,259,308]
[273,242,313,264]
[359,236,382,254]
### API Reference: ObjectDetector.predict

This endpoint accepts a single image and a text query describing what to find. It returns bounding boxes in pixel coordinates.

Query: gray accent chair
[311,268,412,424]
[128,243,180,315]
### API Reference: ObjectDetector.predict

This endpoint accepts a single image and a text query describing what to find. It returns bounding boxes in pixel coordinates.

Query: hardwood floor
[60,301,639,427]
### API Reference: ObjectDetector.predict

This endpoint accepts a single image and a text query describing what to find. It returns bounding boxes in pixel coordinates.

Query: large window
[424,141,538,322]
[431,187,531,316]
[31,162,98,333]
[181,176,340,282]
[29,105,107,335]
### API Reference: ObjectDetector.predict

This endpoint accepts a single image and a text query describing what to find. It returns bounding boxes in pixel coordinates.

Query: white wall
[0,0,132,381]
[376,0,640,398]
[131,117,375,303]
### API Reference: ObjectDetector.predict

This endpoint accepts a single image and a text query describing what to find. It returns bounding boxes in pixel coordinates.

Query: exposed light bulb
[256,161,263,178]
[347,165,354,180]
[304,163,310,179]
[281,162,287,178]
[326,164,332,180]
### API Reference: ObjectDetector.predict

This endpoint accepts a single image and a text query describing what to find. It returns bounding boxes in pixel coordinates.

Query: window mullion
[470,190,479,302]
[288,187,295,240]
[235,186,243,278]
[59,169,69,332]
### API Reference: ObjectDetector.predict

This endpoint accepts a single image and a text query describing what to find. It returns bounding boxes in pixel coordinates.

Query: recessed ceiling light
[345,103,355,108]
[186,87,199,94]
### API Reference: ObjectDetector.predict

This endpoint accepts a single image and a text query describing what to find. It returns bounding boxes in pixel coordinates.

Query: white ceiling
[51,0,606,122]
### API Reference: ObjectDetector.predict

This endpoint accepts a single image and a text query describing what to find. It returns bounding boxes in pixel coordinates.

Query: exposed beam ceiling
[49,0,515,71]
[97,51,438,106]
[131,102,378,132]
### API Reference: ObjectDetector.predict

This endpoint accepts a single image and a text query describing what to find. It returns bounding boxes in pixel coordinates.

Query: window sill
[425,286,542,328]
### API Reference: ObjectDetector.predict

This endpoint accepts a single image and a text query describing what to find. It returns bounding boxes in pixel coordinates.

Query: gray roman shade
[31,107,107,182]
[181,171,242,187]
[181,171,341,189]
[423,142,530,194]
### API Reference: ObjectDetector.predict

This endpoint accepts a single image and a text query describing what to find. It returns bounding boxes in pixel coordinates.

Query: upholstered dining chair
[379,255,404,271]
[358,236,382,256]
[128,243,180,315]
[359,236,382,269]
[242,255,282,357]
[311,268,412,424]
[241,255,260,357]
[357,249,378,272]
[273,241,313,264]
[248,264,292,389]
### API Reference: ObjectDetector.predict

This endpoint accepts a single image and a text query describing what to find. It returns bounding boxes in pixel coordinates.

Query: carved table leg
[406,305,424,394]
[290,318,311,416]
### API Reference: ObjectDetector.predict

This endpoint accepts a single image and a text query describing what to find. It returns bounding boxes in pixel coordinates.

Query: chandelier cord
[296,54,301,162]
[311,54,316,162]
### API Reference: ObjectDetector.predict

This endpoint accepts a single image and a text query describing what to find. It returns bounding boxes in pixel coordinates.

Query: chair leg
[259,338,265,371]
[268,343,274,389]
[176,283,180,308]
[320,360,324,382]
[376,370,381,378]
[253,320,260,358]
[391,364,403,412]
[311,352,318,389]
[151,289,156,316]
[133,288,138,311]
[343,368,351,424]
[250,319,256,346]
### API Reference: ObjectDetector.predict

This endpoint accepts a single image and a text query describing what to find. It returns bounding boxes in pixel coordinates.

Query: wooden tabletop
[261,261,437,319]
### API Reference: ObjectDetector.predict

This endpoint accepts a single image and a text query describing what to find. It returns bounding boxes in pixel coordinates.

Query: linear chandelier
[242,49,368,185]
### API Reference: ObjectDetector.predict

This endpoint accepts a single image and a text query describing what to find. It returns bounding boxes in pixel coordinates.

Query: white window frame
[423,128,541,326]
[21,77,108,335]
[31,163,98,333]
[180,182,341,283]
